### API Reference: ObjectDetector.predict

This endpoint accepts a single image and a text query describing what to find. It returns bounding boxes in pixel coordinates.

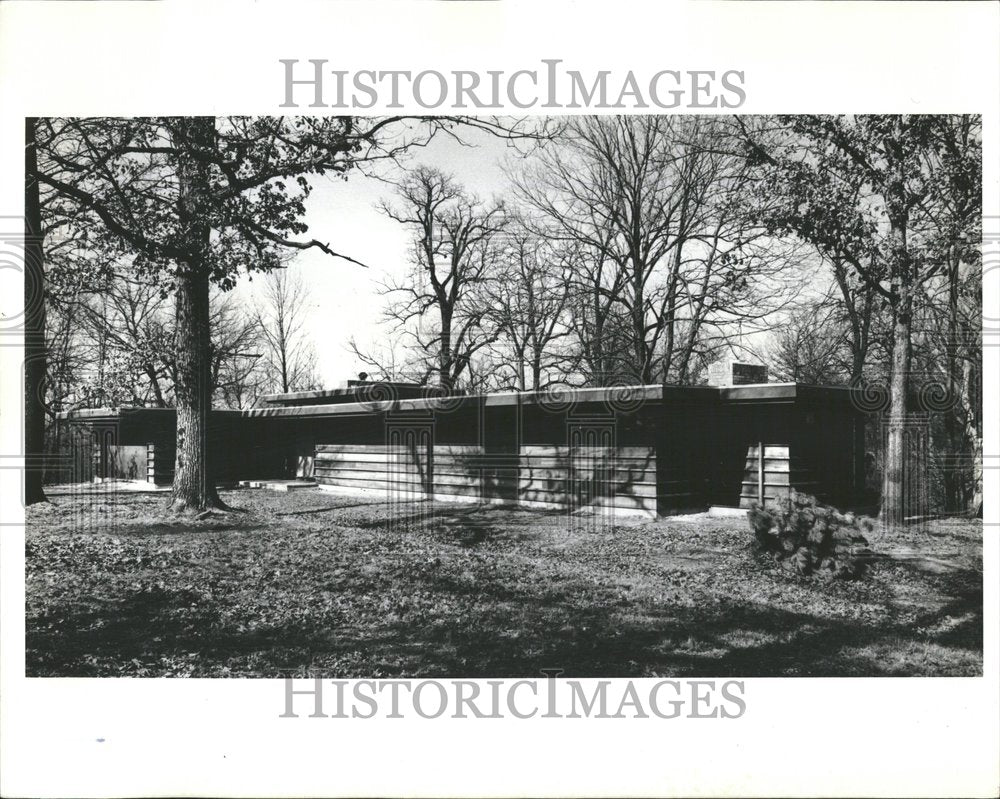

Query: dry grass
[25,487,983,677]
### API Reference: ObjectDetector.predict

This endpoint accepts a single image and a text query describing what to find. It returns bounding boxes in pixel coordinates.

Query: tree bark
[961,357,983,516]
[277,290,290,392]
[631,258,649,383]
[145,363,167,407]
[880,126,914,527]
[831,258,870,383]
[24,117,48,505]
[882,300,912,525]
[439,310,453,391]
[168,117,224,513]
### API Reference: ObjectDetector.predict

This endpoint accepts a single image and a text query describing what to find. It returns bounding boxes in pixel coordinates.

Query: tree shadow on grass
[274,503,385,517]
[367,561,981,677]
[26,558,982,678]
[27,585,333,677]
[350,502,566,532]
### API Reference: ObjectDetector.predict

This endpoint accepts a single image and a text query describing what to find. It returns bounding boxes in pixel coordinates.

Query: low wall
[517,445,661,513]
[315,442,698,516]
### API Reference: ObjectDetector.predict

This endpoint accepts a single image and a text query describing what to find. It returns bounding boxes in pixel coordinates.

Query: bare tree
[74,276,173,407]
[252,268,321,394]
[346,337,423,384]
[378,167,508,390]
[487,221,572,390]
[558,228,629,386]
[209,292,267,410]
[769,303,850,385]
[514,116,796,386]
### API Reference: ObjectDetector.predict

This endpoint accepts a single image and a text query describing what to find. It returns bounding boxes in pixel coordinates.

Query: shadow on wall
[434,445,659,514]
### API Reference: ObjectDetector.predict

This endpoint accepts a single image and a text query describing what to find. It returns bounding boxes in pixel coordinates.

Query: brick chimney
[707,358,768,387]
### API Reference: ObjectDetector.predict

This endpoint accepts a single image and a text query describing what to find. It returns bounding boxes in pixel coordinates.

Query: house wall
[63,385,867,514]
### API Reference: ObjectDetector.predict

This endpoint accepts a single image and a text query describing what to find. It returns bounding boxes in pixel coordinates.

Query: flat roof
[260,381,427,405]
[56,407,244,421]
[58,382,864,422]
[246,383,679,418]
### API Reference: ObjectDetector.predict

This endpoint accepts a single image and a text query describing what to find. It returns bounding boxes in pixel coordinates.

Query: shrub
[747,492,875,579]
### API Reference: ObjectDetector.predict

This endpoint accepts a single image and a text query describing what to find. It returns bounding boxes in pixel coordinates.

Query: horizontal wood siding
[738,445,821,507]
[147,443,175,486]
[315,443,431,496]
[432,445,516,502]
[314,443,665,514]
[518,446,656,512]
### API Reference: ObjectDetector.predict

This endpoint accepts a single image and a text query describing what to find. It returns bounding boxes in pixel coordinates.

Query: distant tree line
[45,264,320,413]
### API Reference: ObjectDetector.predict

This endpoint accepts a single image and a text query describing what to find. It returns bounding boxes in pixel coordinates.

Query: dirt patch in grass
[24,488,982,677]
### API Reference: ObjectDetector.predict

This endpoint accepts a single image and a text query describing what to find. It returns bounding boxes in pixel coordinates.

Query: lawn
[25,486,983,677]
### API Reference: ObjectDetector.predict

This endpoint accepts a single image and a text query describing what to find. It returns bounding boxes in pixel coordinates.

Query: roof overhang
[58,382,865,423]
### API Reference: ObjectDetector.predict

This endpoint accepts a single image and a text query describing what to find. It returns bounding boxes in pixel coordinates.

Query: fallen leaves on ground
[24,490,983,677]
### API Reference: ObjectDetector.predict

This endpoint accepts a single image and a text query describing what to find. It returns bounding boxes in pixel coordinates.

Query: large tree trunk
[168,116,224,514]
[880,131,914,527]
[24,117,48,505]
[882,302,912,525]
[170,268,221,512]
